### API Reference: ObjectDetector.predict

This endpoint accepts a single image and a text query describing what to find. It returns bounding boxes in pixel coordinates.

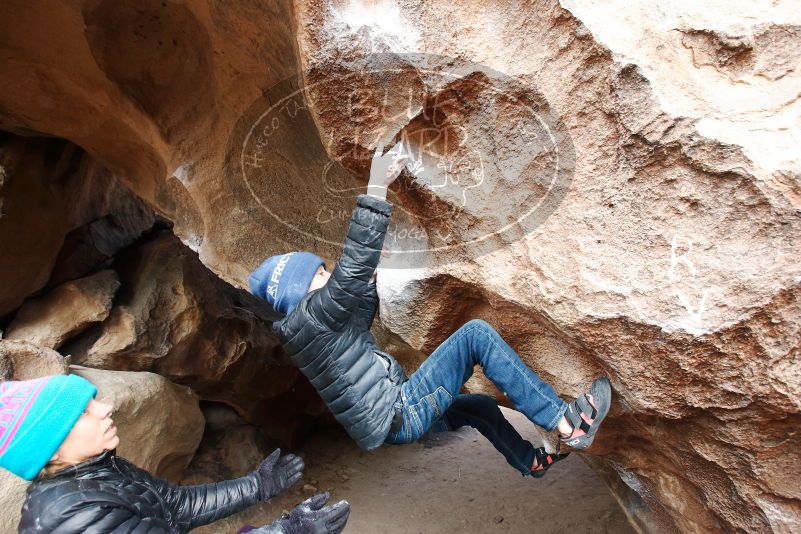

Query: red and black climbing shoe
[560,376,612,450]
[530,446,570,478]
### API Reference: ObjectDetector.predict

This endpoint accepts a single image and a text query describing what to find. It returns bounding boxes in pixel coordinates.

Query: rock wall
[291,2,801,532]
[0,1,799,533]
[0,0,318,285]
[0,136,154,318]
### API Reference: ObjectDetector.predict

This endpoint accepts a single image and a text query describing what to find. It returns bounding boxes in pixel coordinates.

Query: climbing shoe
[559,376,612,450]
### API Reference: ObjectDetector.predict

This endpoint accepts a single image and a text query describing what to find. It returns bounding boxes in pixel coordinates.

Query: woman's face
[51,398,120,466]
[308,265,331,292]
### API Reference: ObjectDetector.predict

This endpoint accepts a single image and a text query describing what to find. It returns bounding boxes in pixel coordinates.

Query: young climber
[0,374,350,534]
[249,142,612,478]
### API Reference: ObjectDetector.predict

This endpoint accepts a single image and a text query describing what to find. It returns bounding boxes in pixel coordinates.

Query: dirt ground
[194,408,634,534]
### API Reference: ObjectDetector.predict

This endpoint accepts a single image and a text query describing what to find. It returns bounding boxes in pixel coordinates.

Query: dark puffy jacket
[18,450,261,533]
[273,194,407,450]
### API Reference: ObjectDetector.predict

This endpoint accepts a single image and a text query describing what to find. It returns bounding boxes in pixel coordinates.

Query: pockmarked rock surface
[0,1,799,533]
[72,365,205,481]
[292,2,801,533]
[6,270,120,349]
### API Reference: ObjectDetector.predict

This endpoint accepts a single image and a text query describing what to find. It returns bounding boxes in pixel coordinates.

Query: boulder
[69,233,324,443]
[0,136,155,319]
[71,365,204,481]
[291,2,801,533]
[0,1,799,532]
[0,339,69,380]
[6,270,120,349]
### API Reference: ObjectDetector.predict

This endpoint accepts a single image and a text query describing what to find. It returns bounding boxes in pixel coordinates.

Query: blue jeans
[384,319,568,476]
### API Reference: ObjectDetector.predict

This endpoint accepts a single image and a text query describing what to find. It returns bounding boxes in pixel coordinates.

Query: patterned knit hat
[0,375,97,480]
[249,251,326,316]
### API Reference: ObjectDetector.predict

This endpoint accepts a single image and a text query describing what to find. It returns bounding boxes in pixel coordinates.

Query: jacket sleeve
[246,520,285,534]
[374,347,408,385]
[19,483,172,534]
[308,194,392,330]
[353,279,379,330]
[135,464,262,531]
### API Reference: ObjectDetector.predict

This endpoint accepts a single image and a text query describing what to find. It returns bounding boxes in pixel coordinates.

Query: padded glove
[279,492,351,534]
[254,448,304,501]
[250,493,350,534]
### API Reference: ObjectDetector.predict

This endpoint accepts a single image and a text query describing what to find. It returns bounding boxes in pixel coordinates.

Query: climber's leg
[384,319,568,445]
[415,393,571,477]
[433,394,536,474]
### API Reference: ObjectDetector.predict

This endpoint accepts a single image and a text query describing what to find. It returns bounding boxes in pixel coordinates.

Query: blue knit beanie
[0,375,97,480]
[249,252,326,316]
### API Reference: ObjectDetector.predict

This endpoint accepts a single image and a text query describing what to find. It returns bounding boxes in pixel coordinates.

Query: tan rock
[71,365,204,481]
[0,1,798,532]
[70,233,324,441]
[6,270,120,350]
[293,2,801,532]
[0,339,69,380]
[0,137,154,318]
[0,469,28,534]
[0,0,315,290]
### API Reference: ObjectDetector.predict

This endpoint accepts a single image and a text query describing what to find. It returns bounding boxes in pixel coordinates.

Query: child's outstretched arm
[308,142,407,330]
[353,277,379,330]
[308,193,392,330]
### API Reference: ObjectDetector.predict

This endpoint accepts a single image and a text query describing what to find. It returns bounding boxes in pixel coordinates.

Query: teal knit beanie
[0,375,97,480]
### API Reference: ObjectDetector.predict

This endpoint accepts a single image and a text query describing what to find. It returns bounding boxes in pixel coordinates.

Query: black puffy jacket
[18,450,261,533]
[273,194,407,451]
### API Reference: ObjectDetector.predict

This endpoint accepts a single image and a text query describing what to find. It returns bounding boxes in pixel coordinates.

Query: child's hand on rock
[367,141,409,199]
